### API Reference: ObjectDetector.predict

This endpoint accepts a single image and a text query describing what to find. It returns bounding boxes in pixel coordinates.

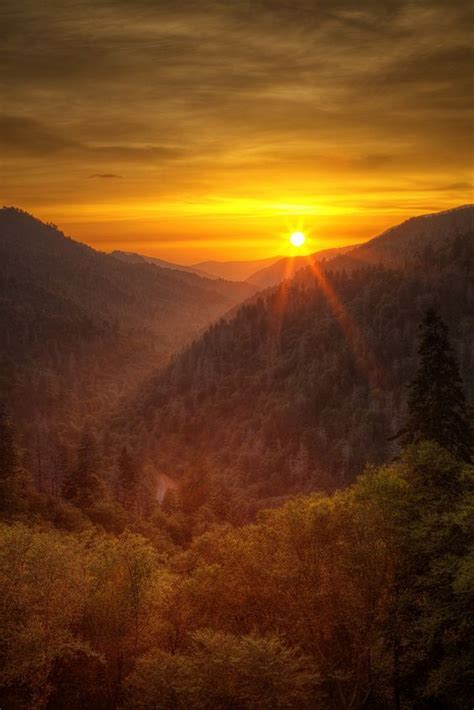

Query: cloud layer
[1,0,472,260]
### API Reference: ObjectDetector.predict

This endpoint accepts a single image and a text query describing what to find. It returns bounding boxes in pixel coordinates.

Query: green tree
[125,630,318,709]
[403,309,472,462]
[391,443,474,708]
[0,523,92,708]
[81,532,156,707]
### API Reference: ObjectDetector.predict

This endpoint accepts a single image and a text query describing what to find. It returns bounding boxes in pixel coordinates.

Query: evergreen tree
[403,309,472,462]
[118,447,140,514]
[0,406,34,515]
[63,430,104,508]
[0,406,19,513]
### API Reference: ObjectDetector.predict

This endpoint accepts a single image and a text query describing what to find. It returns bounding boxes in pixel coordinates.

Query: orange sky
[1,0,473,263]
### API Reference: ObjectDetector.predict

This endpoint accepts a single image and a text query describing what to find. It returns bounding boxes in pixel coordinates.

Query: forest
[0,207,473,709]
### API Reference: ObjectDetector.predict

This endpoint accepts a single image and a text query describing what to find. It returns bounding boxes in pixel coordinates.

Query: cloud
[1,0,472,257]
[0,115,77,155]
[1,115,189,164]
[89,173,123,179]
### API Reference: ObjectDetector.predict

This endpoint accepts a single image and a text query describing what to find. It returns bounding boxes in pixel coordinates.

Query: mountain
[111,206,474,512]
[111,250,214,279]
[246,244,358,288]
[332,204,473,271]
[0,207,256,456]
[245,205,473,288]
[193,256,280,282]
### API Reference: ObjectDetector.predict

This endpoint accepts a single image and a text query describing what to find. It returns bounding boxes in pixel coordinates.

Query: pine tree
[117,447,140,513]
[0,406,18,512]
[403,309,472,461]
[0,406,33,514]
[63,429,104,508]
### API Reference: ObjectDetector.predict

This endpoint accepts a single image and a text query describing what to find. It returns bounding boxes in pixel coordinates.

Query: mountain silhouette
[0,207,255,444]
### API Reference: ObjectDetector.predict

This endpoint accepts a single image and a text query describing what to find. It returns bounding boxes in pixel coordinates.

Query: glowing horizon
[9,195,471,264]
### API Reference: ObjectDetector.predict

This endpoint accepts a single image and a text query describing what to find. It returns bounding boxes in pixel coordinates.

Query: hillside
[332,204,473,271]
[111,250,214,280]
[0,208,255,460]
[246,244,357,288]
[111,208,474,510]
[193,255,280,281]
[245,205,473,288]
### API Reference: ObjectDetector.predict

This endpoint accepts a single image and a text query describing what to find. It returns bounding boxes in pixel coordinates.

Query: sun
[290,231,305,248]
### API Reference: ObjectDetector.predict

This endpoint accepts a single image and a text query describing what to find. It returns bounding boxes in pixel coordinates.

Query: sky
[1,0,473,263]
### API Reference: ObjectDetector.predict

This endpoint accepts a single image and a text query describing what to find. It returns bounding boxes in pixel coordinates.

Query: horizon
[3,202,471,268]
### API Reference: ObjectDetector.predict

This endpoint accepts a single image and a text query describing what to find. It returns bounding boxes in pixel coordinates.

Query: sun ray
[302,255,388,388]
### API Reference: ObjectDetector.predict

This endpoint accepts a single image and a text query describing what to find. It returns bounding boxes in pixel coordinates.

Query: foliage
[403,308,472,461]
[126,630,318,709]
[0,441,472,708]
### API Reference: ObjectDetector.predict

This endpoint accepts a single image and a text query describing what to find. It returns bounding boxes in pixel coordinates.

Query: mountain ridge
[0,207,256,454]
[111,250,215,280]
[192,255,281,281]
[246,243,358,288]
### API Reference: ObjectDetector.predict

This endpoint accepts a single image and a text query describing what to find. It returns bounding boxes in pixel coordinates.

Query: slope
[246,244,357,288]
[332,204,473,271]
[0,207,255,456]
[193,256,280,282]
[111,250,214,280]
[111,207,473,511]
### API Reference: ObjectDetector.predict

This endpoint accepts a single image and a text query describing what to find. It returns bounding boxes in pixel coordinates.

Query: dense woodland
[0,206,473,708]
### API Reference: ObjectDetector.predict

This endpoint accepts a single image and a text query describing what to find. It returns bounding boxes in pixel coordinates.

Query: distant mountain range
[111,250,215,280]
[123,205,472,292]
[246,244,357,288]
[192,256,280,282]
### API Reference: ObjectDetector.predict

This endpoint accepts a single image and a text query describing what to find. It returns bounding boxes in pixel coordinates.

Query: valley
[1,204,473,709]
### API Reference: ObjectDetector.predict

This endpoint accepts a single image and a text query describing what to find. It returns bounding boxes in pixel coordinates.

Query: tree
[0,523,92,708]
[81,532,156,707]
[389,443,474,708]
[63,430,104,509]
[118,447,140,514]
[0,406,17,513]
[125,630,318,709]
[403,309,472,462]
[0,406,32,515]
